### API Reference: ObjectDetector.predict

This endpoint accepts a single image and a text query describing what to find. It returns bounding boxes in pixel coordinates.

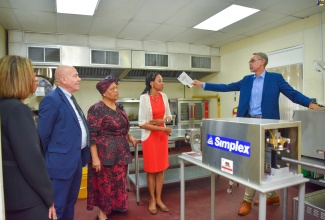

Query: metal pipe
[281,157,325,173]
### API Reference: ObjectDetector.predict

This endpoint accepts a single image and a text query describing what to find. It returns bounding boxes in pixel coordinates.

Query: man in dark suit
[38,65,90,220]
[192,52,320,216]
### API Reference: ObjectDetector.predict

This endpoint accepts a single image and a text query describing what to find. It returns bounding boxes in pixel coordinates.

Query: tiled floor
[74,171,324,220]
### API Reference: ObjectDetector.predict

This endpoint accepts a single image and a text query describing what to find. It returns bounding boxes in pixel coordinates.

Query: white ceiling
[0,0,324,47]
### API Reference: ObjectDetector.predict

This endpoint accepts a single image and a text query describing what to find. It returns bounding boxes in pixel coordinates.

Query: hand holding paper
[177,71,194,88]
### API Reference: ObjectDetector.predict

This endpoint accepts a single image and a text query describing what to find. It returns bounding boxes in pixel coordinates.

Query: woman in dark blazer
[0,55,56,220]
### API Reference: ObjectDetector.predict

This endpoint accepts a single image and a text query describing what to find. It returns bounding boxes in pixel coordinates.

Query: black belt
[250,115,262,118]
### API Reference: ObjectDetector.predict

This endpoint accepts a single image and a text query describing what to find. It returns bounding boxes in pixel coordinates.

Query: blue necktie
[71,95,90,146]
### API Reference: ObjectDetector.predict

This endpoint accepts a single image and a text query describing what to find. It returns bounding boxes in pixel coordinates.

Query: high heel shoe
[148,200,157,215]
[157,204,169,212]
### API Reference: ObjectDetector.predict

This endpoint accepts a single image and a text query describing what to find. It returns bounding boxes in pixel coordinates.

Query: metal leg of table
[127,165,130,191]
[180,158,185,220]
[135,143,140,204]
[258,192,267,220]
[210,172,215,220]
[281,187,288,220]
[297,183,305,220]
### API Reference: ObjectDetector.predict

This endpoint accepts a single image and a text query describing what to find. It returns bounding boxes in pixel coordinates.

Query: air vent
[191,56,211,69]
[145,53,168,67]
[91,50,119,65]
[28,46,60,63]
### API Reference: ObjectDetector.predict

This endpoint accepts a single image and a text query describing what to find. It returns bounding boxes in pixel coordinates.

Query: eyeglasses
[249,59,262,63]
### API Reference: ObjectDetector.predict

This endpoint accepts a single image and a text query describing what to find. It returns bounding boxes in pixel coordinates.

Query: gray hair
[253,52,268,67]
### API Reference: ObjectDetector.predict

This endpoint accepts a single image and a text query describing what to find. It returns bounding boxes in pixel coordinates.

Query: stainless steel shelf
[128,165,211,188]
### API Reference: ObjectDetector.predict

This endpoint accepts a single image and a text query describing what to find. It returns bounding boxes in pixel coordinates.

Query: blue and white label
[206,134,251,157]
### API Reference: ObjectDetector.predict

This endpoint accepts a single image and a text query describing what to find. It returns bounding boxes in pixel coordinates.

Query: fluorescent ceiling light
[194,4,259,31]
[56,0,100,16]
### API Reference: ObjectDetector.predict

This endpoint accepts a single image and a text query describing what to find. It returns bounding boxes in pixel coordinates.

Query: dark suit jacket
[0,98,54,211]
[37,87,90,179]
[204,71,312,119]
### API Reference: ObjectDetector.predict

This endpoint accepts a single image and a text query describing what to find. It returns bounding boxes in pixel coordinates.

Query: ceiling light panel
[56,0,100,16]
[194,4,259,31]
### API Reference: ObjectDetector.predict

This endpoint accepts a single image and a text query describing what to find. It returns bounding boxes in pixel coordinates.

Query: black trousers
[6,203,49,220]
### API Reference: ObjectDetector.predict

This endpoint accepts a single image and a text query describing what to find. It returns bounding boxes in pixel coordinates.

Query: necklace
[150,93,159,102]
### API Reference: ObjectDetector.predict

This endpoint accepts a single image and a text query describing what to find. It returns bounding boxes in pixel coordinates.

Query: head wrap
[96,75,118,95]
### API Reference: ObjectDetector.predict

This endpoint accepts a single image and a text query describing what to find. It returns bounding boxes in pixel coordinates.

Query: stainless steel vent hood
[76,67,216,82]
[33,46,220,82]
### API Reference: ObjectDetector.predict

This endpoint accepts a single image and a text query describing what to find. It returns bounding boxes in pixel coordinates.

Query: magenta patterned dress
[86,101,132,214]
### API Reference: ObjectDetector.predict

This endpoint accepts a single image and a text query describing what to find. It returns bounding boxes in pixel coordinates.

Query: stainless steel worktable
[179,153,309,220]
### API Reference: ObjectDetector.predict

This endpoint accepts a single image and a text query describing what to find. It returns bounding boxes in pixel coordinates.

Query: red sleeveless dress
[142,93,169,173]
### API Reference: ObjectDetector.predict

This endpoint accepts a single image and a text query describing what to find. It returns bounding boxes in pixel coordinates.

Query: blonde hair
[0,55,35,99]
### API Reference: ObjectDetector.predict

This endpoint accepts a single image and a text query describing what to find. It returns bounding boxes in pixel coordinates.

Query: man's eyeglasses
[249,59,262,63]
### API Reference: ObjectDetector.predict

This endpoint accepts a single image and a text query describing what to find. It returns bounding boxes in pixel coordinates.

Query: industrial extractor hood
[28,45,220,82]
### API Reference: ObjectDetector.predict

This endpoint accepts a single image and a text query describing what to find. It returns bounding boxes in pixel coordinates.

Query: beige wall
[200,12,325,118]
[75,79,196,115]
[0,25,6,57]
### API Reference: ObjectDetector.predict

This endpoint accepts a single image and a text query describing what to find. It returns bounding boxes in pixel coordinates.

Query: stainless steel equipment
[170,99,208,125]
[184,128,201,153]
[201,118,302,187]
[293,189,325,220]
[292,110,325,160]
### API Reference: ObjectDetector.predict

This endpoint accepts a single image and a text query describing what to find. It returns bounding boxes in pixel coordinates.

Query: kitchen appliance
[201,118,302,187]
[117,98,140,127]
[184,127,201,153]
[175,98,208,125]
[292,110,325,160]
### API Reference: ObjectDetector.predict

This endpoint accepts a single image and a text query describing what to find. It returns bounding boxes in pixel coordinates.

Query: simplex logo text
[206,134,251,157]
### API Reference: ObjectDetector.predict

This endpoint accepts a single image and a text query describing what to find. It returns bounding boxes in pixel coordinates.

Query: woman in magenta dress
[138,73,173,215]
[87,75,137,220]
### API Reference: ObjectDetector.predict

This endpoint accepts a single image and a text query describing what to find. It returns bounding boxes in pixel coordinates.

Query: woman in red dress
[138,73,173,215]
[87,75,137,220]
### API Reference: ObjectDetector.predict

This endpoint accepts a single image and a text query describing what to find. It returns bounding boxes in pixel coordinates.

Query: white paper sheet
[177,71,193,88]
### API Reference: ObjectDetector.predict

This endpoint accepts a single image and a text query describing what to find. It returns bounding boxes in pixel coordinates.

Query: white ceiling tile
[144,24,188,42]
[132,0,191,23]
[244,16,299,36]
[233,0,284,10]
[266,0,320,16]
[95,0,145,20]
[0,0,10,7]
[211,35,249,47]
[89,17,128,37]
[220,11,287,35]
[165,0,231,27]
[193,31,237,46]
[117,21,160,40]
[293,6,325,18]
[0,8,21,29]
[170,28,214,44]
[9,0,55,11]
[56,14,93,35]
[13,9,56,33]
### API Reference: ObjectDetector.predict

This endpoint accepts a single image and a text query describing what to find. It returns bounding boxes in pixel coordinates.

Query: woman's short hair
[0,55,35,99]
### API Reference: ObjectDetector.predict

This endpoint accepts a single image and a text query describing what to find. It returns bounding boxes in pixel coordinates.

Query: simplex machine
[186,117,304,187]
[183,117,325,219]
[183,117,307,220]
